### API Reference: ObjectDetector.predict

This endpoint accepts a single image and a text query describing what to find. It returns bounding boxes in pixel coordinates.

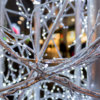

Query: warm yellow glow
[47,47,51,52]
[52,34,60,39]
[71,18,75,22]
[49,40,53,45]
[81,33,87,43]
[17,21,22,25]
[66,31,75,45]
[39,39,43,44]
[81,36,87,43]
[19,17,24,21]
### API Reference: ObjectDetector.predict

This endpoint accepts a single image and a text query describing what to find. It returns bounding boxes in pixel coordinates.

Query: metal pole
[0,0,5,90]
[75,0,81,86]
[87,0,100,100]
[34,7,40,56]
[34,1,40,100]
[18,1,41,100]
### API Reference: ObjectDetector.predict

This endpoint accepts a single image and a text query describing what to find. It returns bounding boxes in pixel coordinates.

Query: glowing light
[33,0,40,4]
[19,17,24,21]
[27,8,30,11]
[71,18,75,22]
[17,21,22,25]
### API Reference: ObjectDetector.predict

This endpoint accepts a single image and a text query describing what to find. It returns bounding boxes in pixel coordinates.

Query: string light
[0,0,91,100]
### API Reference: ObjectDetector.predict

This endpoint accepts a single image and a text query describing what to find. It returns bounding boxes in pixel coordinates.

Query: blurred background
[5,0,87,59]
